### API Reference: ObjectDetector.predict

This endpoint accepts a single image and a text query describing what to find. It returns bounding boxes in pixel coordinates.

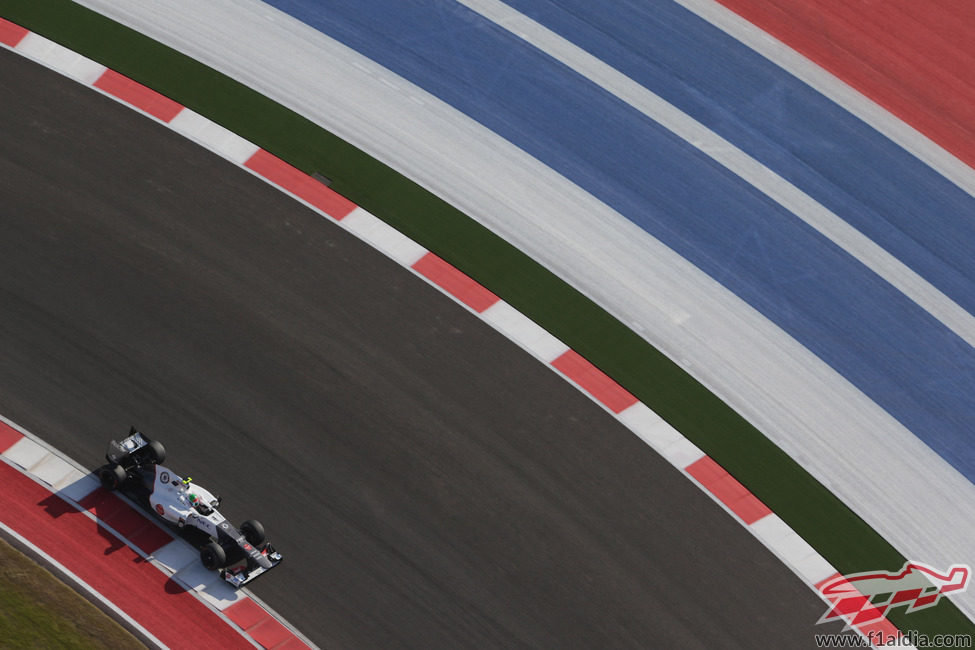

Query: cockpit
[188,492,214,516]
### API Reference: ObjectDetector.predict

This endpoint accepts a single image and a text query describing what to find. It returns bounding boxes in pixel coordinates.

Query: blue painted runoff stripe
[260,0,975,482]
[501,0,975,317]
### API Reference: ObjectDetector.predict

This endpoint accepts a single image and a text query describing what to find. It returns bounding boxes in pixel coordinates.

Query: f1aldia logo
[817,561,970,627]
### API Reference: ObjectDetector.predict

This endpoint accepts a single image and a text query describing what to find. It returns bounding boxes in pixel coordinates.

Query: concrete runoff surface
[0,48,848,647]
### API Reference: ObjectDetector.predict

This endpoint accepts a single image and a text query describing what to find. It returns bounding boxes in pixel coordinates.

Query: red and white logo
[818,561,970,628]
[154,504,165,516]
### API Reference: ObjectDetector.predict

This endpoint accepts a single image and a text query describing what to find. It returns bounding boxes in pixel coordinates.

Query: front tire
[98,464,127,491]
[200,541,227,570]
[240,520,266,547]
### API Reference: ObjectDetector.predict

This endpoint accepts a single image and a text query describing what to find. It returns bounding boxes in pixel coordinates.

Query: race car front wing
[220,543,283,588]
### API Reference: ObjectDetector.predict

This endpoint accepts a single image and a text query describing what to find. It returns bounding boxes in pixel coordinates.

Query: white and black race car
[97,428,282,588]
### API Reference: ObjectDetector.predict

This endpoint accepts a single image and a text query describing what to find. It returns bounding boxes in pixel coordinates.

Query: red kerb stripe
[0,17,29,47]
[225,598,309,648]
[550,349,638,413]
[411,252,500,313]
[93,69,184,123]
[0,421,24,452]
[224,598,268,629]
[244,149,357,220]
[685,455,771,525]
[249,617,297,648]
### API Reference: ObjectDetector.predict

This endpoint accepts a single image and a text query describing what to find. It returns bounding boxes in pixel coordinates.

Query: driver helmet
[189,493,200,507]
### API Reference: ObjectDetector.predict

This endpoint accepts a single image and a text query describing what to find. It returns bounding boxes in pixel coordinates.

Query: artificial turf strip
[2,0,971,637]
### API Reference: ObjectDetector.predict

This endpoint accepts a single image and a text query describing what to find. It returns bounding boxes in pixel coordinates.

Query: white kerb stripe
[56,473,101,505]
[341,207,428,266]
[617,403,684,454]
[662,437,706,469]
[480,301,570,363]
[29,453,78,488]
[750,514,836,585]
[3,437,49,473]
[150,539,199,574]
[170,562,245,612]
[52,467,88,492]
[169,108,260,165]
[16,32,107,85]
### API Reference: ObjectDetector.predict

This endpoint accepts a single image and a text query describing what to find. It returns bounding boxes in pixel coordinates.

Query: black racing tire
[144,440,166,465]
[98,464,127,491]
[240,519,266,548]
[200,541,227,570]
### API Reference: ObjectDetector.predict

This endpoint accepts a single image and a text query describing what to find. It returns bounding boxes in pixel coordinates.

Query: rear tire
[240,519,266,547]
[200,541,226,570]
[98,464,127,491]
[144,440,166,465]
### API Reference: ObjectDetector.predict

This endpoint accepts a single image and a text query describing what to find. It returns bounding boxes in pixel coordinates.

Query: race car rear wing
[105,426,150,465]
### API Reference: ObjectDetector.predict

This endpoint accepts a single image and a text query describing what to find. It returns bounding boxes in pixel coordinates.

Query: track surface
[0,48,843,648]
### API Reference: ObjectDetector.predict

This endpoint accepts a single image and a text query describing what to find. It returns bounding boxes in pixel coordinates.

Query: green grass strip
[3,0,971,636]
[0,535,143,649]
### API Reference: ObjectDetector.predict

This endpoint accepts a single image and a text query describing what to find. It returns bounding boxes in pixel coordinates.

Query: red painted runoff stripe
[0,421,24,452]
[80,488,173,555]
[411,252,501,313]
[93,69,184,123]
[685,455,771,525]
[244,149,357,220]
[714,0,975,170]
[249,616,296,648]
[551,349,638,414]
[0,461,250,649]
[0,16,28,47]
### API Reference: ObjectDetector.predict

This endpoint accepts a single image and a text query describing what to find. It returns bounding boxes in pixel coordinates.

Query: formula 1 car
[97,427,282,588]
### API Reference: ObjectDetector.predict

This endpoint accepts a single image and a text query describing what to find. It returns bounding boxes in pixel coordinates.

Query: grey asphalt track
[0,48,849,648]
